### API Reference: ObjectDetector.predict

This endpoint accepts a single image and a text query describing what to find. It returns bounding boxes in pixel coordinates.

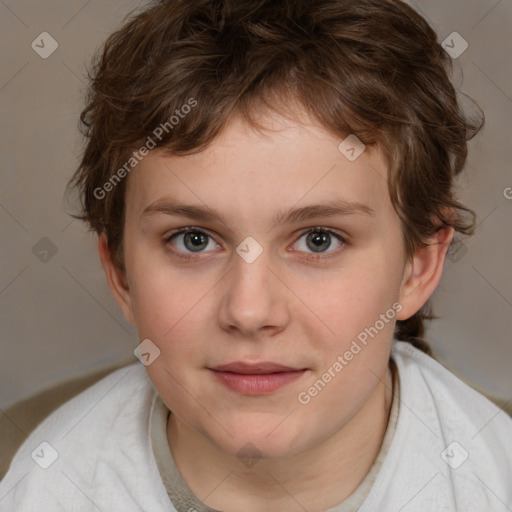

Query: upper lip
[211,362,304,374]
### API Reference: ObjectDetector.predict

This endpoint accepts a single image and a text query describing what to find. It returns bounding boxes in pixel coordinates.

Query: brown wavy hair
[67,0,484,353]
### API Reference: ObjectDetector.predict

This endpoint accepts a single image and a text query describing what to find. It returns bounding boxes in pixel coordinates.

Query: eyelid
[165,226,214,242]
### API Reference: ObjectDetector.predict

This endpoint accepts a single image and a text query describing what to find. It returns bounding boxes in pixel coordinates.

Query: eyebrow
[141,198,374,226]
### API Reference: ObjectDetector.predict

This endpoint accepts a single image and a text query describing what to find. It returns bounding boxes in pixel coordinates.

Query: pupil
[185,232,208,252]
[307,231,331,252]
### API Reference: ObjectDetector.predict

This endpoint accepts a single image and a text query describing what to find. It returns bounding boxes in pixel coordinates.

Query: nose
[217,248,290,339]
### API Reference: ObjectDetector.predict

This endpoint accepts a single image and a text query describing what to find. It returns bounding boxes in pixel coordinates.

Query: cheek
[304,257,402,334]
[293,249,404,386]
[128,261,213,396]
[293,266,398,414]
[132,272,211,342]
[125,241,213,347]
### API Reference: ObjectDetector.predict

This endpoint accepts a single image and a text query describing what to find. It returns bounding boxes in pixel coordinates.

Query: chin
[209,419,307,462]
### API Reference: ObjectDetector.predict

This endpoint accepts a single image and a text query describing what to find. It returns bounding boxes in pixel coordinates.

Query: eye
[166,228,219,256]
[292,227,345,257]
[164,226,346,261]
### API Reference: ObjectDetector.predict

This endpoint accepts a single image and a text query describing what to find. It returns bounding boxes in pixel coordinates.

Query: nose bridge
[231,233,273,284]
[230,243,274,303]
[218,241,289,335]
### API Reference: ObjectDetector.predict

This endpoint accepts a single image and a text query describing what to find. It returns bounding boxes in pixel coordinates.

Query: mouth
[208,361,308,394]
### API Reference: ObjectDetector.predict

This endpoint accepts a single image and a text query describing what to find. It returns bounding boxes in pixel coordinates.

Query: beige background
[0,0,511,412]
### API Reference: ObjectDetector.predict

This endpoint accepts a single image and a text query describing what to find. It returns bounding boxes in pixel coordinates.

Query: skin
[99,108,453,512]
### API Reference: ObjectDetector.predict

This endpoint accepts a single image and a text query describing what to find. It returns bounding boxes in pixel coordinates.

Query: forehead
[125,111,392,227]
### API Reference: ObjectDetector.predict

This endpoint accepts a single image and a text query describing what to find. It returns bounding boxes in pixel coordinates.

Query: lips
[211,362,303,374]
[209,362,307,394]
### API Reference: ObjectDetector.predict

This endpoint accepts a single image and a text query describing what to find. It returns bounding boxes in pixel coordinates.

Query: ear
[97,233,136,326]
[396,226,454,321]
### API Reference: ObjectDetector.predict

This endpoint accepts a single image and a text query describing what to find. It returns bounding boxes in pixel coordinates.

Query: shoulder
[13,362,153,447]
[371,341,512,511]
[0,363,171,511]
[391,340,512,436]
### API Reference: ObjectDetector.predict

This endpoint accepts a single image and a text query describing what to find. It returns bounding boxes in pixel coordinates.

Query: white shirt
[1,341,511,511]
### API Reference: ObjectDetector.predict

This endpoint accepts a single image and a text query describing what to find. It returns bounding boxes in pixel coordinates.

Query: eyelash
[164,227,347,262]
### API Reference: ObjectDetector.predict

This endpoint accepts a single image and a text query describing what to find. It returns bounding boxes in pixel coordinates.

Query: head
[68,0,483,459]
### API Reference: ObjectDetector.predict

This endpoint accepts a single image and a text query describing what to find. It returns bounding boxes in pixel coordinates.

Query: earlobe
[396,227,454,321]
[97,233,136,326]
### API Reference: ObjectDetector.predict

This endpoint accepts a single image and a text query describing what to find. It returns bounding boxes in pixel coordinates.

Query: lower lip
[210,369,307,394]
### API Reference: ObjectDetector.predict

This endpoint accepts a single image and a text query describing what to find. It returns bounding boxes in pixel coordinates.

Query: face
[113,110,415,460]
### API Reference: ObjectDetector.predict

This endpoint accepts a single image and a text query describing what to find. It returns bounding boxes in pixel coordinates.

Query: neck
[167,363,394,512]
